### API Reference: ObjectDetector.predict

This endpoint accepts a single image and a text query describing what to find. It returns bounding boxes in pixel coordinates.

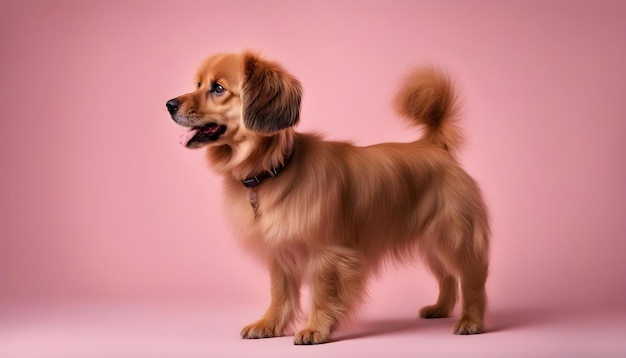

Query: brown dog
[166,51,490,344]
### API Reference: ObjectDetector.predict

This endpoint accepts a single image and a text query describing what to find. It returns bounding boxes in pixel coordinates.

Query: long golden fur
[166,51,490,345]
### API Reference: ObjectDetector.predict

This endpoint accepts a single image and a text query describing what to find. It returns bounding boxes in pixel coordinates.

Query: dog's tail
[393,66,463,157]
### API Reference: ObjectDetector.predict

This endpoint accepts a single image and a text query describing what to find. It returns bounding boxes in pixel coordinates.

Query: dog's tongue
[178,128,199,146]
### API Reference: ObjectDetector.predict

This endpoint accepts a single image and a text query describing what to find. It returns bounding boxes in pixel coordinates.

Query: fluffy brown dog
[166,51,490,345]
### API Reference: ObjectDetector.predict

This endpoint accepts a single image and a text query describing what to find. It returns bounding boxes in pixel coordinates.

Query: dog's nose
[166,99,180,115]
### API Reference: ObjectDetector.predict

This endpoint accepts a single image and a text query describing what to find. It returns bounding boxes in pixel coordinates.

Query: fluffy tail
[393,66,463,157]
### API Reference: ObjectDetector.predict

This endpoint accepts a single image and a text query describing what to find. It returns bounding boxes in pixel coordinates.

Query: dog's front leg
[241,259,301,339]
[294,247,366,345]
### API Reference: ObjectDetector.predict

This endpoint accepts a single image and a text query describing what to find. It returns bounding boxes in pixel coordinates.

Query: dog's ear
[242,52,302,133]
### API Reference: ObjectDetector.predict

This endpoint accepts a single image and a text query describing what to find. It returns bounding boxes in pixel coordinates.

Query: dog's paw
[452,318,484,335]
[240,320,282,339]
[294,328,329,345]
[419,304,451,319]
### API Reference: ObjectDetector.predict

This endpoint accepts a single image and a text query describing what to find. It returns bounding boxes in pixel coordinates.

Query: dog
[166,51,490,345]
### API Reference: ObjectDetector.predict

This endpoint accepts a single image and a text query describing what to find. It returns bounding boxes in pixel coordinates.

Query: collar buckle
[241,176,261,188]
[240,150,293,188]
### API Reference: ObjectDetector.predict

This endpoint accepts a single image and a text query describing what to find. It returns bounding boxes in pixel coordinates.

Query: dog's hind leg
[453,255,488,335]
[419,254,458,319]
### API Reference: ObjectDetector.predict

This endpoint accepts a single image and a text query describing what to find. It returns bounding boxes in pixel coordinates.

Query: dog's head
[166,52,302,150]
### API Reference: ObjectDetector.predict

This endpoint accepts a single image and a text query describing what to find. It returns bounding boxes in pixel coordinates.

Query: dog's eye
[210,82,226,95]
[196,82,202,89]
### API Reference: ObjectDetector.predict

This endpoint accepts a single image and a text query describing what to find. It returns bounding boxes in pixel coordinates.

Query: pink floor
[1,303,624,358]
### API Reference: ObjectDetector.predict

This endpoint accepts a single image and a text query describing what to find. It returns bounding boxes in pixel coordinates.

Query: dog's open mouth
[178,123,227,148]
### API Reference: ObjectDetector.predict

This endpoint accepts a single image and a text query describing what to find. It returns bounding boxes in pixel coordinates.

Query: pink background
[1,0,625,357]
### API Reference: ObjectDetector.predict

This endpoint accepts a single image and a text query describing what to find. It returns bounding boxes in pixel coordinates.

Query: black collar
[241,151,293,188]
